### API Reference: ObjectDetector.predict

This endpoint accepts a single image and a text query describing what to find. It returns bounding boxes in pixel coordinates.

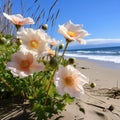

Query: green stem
[30,76,37,98]
[44,41,70,105]
[44,69,56,105]
[0,77,14,92]
[59,41,69,63]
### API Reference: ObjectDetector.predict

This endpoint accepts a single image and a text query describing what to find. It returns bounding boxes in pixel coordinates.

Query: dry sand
[1,59,120,120]
[50,59,120,120]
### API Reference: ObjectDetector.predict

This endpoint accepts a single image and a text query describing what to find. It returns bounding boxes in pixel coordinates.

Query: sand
[50,59,120,120]
[1,59,120,120]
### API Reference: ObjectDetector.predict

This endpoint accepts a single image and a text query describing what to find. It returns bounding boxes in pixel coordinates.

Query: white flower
[6,47,45,78]
[47,48,56,56]
[54,65,89,98]
[49,38,61,47]
[3,13,34,25]
[58,20,89,44]
[17,28,50,54]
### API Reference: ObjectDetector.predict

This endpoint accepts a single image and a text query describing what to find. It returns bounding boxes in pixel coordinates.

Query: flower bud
[16,39,22,45]
[0,37,6,44]
[42,24,48,30]
[90,82,96,88]
[68,58,76,64]
[49,57,58,68]
[59,44,64,49]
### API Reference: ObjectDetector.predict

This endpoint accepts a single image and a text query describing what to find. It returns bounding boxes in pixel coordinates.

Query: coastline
[76,57,120,69]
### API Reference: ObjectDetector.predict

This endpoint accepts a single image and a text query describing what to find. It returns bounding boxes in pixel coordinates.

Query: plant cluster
[0,13,89,119]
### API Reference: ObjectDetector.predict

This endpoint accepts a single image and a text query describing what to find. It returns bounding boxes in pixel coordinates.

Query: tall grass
[0,0,13,34]
[0,0,60,35]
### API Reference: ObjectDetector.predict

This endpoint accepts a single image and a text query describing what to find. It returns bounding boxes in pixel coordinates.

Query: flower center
[20,60,31,69]
[67,31,76,37]
[29,40,39,49]
[64,76,74,86]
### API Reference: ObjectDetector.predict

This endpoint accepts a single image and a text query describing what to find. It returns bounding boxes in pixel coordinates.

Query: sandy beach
[50,59,120,120]
[1,58,120,120]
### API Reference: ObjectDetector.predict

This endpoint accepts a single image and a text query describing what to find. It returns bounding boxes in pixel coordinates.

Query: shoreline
[76,57,120,69]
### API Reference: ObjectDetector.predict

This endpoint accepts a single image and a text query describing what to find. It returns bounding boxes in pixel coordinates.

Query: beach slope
[50,59,120,120]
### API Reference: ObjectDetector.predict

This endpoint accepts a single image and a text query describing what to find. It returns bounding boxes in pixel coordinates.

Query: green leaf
[64,94,75,103]
[32,103,41,111]
[57,102,66,111]
[5,34,12,39]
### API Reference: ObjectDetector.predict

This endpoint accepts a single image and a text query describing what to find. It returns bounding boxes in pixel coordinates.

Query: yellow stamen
[64,76,74,86]
[67,31,76,37]
[29,40,39,49]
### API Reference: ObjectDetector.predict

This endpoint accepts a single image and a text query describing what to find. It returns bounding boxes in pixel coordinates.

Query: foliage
[0,1,89,119]
[0,34,76,119]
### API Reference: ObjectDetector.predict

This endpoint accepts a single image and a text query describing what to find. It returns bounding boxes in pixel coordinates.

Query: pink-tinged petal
[76,39,87,45]
[17,28,50,55]
[3,13,34,26]
[54,65,89,99]
[30,62,45,73]
[58,20,89,44]
[22,17,35,24]
[3,13,13,21]
[6,46,45,78]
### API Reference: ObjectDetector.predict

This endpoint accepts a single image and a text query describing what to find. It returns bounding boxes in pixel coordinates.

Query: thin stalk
[0,77,14,92]
[59,41,69,63]
[44,41,70,105]
[30,76,37,98]
[44,69,56,105]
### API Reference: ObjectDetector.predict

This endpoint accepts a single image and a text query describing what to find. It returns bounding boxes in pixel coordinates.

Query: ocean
[64,46,120,67]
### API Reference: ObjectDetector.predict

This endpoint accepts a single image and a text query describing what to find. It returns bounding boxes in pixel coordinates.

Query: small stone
[108,105,114,111]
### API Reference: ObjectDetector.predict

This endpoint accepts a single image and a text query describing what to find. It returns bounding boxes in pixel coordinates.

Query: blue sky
[55,0,120,48]
[1,0,120,48]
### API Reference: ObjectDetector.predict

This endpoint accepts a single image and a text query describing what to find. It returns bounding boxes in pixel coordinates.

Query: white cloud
[86,38,120,45]
[68,38,120,49]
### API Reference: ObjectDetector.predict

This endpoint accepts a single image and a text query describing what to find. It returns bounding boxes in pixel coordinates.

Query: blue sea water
[64,46,120,65]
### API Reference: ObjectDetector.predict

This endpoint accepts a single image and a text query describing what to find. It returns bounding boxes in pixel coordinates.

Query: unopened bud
[42,24,48,30]
[49,57,58,68]
[59,44,64,49]
[16,39,22,45]
[68,58,76,64]
[90,82,96,88]
[0,37,6,44]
